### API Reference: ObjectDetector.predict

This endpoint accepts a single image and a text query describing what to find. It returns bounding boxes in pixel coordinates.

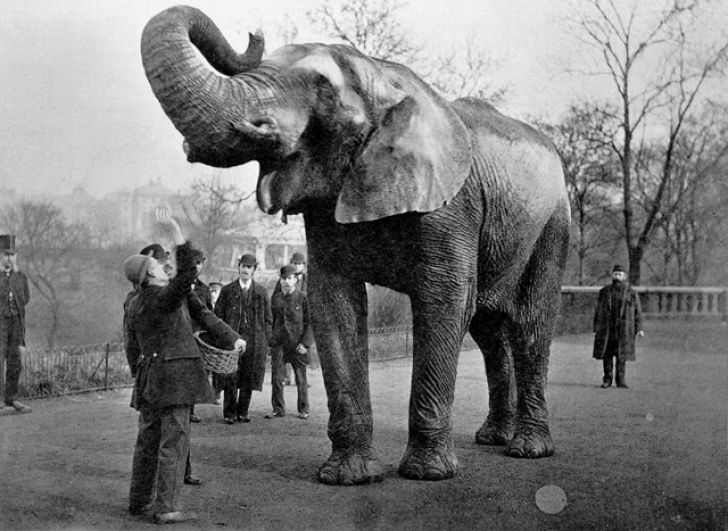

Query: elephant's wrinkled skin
[141,6,570,485]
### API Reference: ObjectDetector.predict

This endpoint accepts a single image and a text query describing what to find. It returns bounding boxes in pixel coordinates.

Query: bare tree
[180,171,252,271]
[4,201,91,347]
[307,0,508,103]
[427,34,509,105]
[651,104,728,284]
[307,0,422,64]
[566,0,728,284]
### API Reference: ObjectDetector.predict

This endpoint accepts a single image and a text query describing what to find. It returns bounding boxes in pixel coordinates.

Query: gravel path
[0,321,725,530]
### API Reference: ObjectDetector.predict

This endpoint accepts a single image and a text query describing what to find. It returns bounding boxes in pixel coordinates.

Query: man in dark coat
[272,251,308,385]
[214,253,272,424]
[124,209,245,523]
[0,234,31,414]
[123,242,203,486]
[267,265,315,419]
[592,264,645,388]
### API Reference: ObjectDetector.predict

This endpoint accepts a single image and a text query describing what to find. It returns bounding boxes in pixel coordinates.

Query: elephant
[141,6,571,485]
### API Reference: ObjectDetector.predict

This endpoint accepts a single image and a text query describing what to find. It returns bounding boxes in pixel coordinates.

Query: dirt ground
[0,321,725,531]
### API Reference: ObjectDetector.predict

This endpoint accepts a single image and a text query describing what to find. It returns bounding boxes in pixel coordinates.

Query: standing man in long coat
[592,264,645,388]
[0,234,31,414]
[214,253,272,424]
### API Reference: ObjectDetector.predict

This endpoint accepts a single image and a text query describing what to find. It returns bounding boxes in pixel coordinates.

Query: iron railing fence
[18,342,132,400]
[16,327,424,400]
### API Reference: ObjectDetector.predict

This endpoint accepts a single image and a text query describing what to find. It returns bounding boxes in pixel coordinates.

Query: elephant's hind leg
[507,333,555,458]
[469,310,516,446]
[506,211,569,459]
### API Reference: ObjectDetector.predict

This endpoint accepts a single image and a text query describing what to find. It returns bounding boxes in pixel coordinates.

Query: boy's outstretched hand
[156,205,185,246]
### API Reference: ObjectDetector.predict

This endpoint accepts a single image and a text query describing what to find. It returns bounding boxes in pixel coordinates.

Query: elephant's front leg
[398,287,475,481]
[307,270,383,485]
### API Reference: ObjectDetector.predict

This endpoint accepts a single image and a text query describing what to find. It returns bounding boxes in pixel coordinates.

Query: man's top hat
[238,254,258,266]
[139,243,168,261]
[0,235,17,253]
[290,252,306,264]
[612,264,625,273]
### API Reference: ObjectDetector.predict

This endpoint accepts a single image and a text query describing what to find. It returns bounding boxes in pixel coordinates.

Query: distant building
[16,181,307,289]
[208,211,306,291]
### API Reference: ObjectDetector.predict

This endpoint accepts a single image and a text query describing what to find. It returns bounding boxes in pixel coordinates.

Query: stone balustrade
[558,286,728,335]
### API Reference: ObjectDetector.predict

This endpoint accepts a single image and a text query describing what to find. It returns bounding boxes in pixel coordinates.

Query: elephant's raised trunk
[141,6,266,167]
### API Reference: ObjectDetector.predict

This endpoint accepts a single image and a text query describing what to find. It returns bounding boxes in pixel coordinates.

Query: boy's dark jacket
[124,242,240,410]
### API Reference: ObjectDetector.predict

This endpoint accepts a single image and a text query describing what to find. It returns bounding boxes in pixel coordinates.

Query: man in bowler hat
[273,252,308,384]
[0,235,31,414]
[592,264,644,388]
[267,264,314,419]
[214,253,272,424]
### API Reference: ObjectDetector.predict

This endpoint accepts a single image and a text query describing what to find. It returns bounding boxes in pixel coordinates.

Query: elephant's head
[142,6,472,223]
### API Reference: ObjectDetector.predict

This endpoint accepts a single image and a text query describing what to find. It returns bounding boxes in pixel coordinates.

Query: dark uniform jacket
[190,280,213,333]
[192,280,213,311]
[214,279,272,391]
[270,289,314,365]
[592,282,643,361]
[0,270,30,340]
[124,242,240,410]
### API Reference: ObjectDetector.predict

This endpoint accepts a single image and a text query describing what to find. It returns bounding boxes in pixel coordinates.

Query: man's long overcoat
[592,283,643,362]
[214,279,272,391]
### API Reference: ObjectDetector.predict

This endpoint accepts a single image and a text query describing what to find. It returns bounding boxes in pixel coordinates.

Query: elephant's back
[453,99,567,220]
[451,98,555,153]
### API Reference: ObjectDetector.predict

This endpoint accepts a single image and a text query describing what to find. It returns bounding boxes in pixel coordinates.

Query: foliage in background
[4,201,96,347]
[367,285,411,329]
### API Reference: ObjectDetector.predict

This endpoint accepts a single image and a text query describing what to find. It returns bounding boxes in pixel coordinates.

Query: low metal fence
[17,342,132,400]
[16,327,423,400]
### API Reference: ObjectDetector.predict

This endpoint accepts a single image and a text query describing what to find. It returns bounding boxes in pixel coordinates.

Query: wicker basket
[194,332,240,374]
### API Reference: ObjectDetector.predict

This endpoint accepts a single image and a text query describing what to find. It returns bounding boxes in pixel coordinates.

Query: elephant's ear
[335,69,472,224]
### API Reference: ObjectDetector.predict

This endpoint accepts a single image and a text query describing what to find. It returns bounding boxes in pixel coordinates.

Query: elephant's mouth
[256,159,302,218]
[257,169,282,215]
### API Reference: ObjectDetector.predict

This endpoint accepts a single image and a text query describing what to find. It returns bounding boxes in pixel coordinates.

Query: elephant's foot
[398,443,458,481]
[506,424,554,458]
[475,419,515,446]
[317,450,384,486]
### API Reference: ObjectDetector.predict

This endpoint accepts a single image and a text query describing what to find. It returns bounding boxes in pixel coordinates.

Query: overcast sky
[2,0,716,199]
